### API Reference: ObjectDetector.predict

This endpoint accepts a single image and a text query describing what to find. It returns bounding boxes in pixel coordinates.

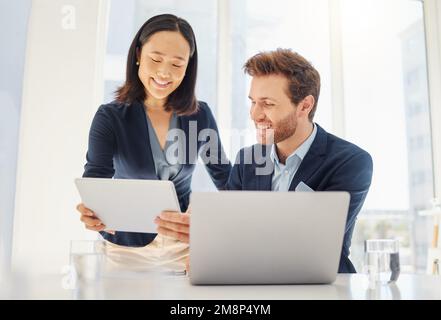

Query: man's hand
[154,208,191,243]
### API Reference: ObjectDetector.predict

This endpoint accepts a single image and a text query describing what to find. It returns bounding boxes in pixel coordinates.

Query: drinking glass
[364,239,400,284]
[70,240,107,285]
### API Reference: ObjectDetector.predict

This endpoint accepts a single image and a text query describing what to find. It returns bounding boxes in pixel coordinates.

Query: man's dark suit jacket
[227,123,373,273]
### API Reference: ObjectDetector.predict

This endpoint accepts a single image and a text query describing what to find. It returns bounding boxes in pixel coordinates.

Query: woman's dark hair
[115,14,198,115]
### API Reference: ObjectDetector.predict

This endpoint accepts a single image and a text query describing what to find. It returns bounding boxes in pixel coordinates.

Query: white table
[1,272,440,300]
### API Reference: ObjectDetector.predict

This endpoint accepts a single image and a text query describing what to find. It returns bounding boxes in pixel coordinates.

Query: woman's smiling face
[137,31,191,105]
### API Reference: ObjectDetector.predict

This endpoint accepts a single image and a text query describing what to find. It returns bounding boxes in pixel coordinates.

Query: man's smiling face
[249,74,298,145]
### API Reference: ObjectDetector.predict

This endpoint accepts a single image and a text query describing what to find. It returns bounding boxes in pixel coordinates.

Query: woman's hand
[154,206,191,243]
[76,203,115,235]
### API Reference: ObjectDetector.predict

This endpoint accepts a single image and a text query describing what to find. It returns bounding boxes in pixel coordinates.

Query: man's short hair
[243,48,321,121]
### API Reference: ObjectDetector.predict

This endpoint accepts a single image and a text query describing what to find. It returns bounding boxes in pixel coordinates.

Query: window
[340,0,434,272]
[0,0,31,274]
[226,0,435,272]
[225,0,333,159]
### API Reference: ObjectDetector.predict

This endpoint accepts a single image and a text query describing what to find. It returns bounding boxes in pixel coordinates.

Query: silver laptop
[189,191,350,285]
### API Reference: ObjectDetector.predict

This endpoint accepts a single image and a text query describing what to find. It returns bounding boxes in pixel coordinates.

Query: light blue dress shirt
[270,123,317,191]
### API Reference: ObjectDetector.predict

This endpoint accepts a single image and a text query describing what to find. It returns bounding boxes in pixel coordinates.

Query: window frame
[423,0,441,202]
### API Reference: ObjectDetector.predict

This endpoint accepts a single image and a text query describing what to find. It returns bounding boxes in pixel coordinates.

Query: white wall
[12,0,109,275]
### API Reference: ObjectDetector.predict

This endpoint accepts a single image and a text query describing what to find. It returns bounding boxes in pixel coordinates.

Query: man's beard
[259,111,297,145]
[273,111,297,143]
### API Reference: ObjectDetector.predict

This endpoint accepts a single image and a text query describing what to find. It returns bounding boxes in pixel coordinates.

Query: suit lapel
[289,124,328,191]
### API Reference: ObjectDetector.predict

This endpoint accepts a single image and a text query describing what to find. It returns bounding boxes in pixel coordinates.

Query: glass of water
[70,240,107,285]
[364,239,400,284]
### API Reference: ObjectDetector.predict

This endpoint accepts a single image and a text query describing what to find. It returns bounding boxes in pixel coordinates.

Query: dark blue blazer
[83,100,232,247]
[226,124,373,273]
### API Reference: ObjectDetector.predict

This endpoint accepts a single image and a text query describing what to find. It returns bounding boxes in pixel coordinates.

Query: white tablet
[74,178,180,233]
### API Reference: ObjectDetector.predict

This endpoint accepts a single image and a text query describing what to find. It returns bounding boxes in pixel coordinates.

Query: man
[155,48,373,273]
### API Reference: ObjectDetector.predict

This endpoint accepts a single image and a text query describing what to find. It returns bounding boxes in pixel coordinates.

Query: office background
[1,0,440,276]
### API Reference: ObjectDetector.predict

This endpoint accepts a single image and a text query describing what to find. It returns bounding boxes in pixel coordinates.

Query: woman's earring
[136,61,140,66]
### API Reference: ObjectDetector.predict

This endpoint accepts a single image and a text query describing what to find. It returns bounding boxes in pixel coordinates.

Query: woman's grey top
[145,111,183,181]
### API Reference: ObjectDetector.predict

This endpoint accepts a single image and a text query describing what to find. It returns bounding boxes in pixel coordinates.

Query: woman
[76,14,231,270]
